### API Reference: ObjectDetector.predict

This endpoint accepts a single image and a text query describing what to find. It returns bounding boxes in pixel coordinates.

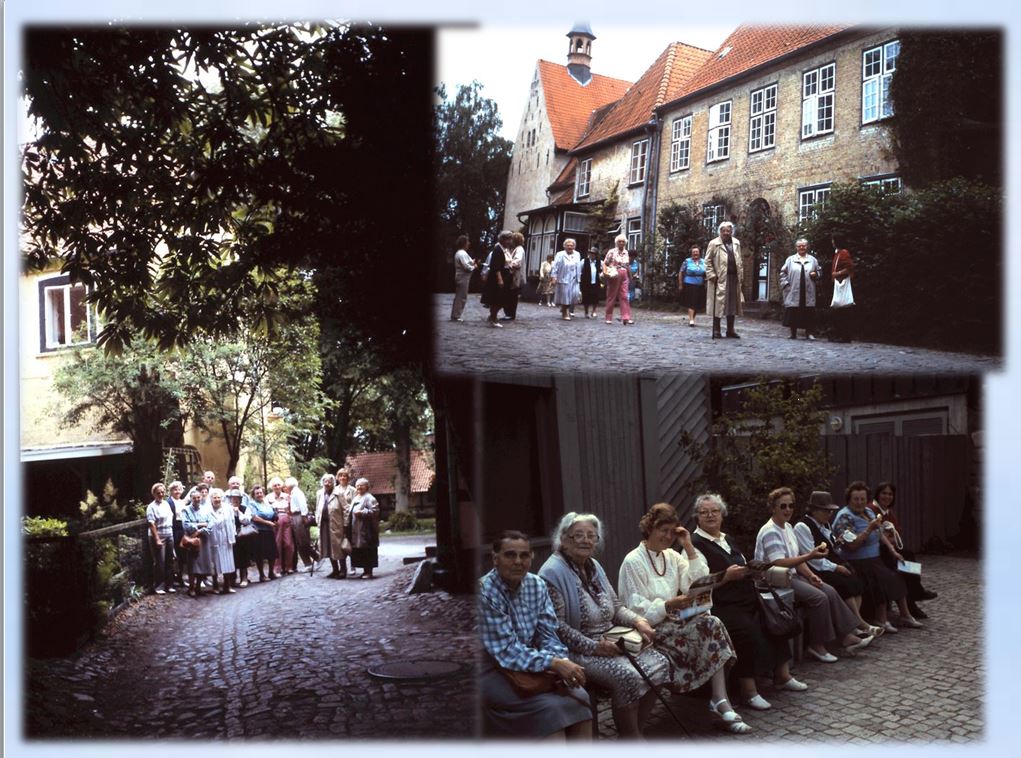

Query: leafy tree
[52,334,190,499]
[21,24,433,367]
[889,30,1002,187]
[435,81,513,284]
[679,379,834,555]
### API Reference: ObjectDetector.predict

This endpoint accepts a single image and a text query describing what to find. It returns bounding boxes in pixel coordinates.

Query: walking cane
[614,639,693,737]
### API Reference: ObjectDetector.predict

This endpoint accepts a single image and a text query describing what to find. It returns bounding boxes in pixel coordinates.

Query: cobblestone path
[434,295,1000,375]
[26,539,476,740]
[598,554,982,742]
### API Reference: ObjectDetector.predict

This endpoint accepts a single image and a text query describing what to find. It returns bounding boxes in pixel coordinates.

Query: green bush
[22,516,70,538]
[385,511,419,532]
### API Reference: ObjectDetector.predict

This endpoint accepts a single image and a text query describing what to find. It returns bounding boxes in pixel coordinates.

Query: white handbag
[604,265,619,279]
[603,625,645,654]
[831,278,855,308]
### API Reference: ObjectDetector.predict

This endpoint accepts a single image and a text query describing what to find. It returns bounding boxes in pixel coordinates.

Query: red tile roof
[537,60,632,151]
[573,42,713,152]
[344,450,434,495]
[666,24,850,106]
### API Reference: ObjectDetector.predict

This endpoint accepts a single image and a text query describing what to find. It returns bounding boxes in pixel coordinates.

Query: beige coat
[704,235,745,317]
[316,484,355,558]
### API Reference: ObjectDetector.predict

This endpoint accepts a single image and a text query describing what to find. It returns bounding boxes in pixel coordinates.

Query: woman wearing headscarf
[603,235,634,325]
[350,478,380,579]
[779,238,822,340]
[539,512,667,738]
[618,503,750,733]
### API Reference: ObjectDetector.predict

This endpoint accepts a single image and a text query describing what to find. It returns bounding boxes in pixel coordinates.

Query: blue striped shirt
[478,570,567,672]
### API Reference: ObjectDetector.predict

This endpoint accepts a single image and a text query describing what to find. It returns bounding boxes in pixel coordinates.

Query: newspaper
[897,559,922,575]
[674,570,726,620]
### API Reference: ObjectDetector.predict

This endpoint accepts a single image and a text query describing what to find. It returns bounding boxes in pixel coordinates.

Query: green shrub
[385,511,419,532]
[22,516,70,538]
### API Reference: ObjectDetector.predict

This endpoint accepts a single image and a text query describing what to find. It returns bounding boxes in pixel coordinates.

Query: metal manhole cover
[367,659,467,682]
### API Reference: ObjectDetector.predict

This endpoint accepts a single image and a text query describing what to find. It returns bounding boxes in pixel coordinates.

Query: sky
[437,24,733,141]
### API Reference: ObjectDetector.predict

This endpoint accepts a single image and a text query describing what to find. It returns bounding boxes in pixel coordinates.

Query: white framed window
[802,63,835,138]
[702,203,726,234]
[862,174,902,194]
[669,115,692,172]
[629,139,649,185]
[797,185,831,223]
[575,158,592,199]
[707,101,731,162]
[627,217,642,251]
[862,40,900,124]
[563,211,593,233]
[749,83,777,152]
[39,276,95,351]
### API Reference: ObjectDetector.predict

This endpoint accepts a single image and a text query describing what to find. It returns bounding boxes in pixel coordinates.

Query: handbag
[757,586,802,640]
[499,667,558,698]
[603,264,619,279]
[603,625,645,654]
[831,277,855,308]
[340,536,352,556]
[179,534,202,552]
[238,524,258,539]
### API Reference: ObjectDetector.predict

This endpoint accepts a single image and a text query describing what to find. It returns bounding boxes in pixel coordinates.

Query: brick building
[506,24,905,303]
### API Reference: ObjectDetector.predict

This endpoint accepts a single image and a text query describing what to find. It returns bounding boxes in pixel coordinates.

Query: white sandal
[709,698,753,734]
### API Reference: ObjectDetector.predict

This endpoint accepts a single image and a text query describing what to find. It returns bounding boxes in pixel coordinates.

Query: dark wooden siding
[655,374,711,516]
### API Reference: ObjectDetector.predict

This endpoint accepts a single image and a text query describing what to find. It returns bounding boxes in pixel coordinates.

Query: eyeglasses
[567,532,600,543]
[698,509,722,517]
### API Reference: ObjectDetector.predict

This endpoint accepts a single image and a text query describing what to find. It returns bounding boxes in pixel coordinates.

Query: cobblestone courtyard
[25,537,476,740]
[434,295,1000,375]
[603,554,983,742]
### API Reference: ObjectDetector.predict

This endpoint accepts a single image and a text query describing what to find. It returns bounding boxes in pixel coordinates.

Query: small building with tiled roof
[502,25,631,274]
[344,449,436,519]
[504,23,913,306]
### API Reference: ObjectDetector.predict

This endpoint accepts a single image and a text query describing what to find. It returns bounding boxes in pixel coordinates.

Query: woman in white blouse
[618,503,749,734]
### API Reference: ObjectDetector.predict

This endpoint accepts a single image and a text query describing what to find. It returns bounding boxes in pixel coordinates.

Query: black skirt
[817,568,865,599]
[847,557,906,606]
[680,282,706,311]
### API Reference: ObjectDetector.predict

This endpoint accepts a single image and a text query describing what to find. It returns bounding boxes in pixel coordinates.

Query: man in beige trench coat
[705,220,745,339]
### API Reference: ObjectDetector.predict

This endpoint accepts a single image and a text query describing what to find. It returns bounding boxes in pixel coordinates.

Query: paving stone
[434,295,1000,374]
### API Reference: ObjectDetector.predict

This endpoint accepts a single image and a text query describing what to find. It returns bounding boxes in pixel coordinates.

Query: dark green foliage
[385,511,419,532]
[22,24,434,366]
[803,178,1000,353]
[889,30,1002,187]
[679,379,834,555]
[21,516,70,538]
[435,81,513,283]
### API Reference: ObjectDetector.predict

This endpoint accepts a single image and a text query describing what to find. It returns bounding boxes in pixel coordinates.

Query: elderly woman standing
[207,488,237,594]
[538,253,555,307]
[678,245,707,327]
[502,231,526,321]
[227,487,254,587]
[350,478,381,579]
[266,476,295,575]
[181,488,213,597]
[705,221,744,339]
[691,494,805,711]
[479,530,592,739]
[146,482,176,595]
[248,485,279,582]
[603,235,634,325]
[780,238,822,340]
[316,473,347,579]
[550,238,581,321]
[618,503,749,732]
[755,487,873,662]
[539,512,667,738]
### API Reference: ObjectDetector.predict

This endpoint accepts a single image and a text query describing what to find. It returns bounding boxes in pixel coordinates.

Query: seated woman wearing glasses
[539,513,669,739]
[691,494,805,710]
[478,531,592,740]
[755,487,873,663]
[618,502,750,733]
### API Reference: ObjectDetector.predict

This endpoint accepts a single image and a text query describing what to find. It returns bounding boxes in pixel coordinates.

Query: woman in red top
[871,481,938,619]
[829,240,855,342]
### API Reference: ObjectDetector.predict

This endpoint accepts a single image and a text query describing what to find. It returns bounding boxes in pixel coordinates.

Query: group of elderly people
[145,469,382,597]
[479,481,935,739]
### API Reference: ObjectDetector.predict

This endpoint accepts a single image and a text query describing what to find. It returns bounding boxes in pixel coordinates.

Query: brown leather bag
[499,668,558,698]
[179,534,202,552]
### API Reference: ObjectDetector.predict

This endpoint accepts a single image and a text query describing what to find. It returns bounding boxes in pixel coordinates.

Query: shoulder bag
[499,667,558,698]
[756,586,802,640]
[179,534,202,552]
[603,625,645,654]
[831,277,854,308]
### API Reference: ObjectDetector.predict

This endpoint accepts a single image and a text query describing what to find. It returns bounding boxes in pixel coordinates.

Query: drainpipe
[643,114,662,295]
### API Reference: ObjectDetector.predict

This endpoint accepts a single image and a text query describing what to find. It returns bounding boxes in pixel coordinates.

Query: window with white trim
[707,101,731,162]
[702,203,726,234]
[862,175,902,194]
[802,63,835,138]
[629,139,649,185]
[575,158,592,199]
[797,185,831,223]
[669,115,692,171]
[563,211,593,233]
[627,217,642,251]
[749,84,777,152]
[862,40,900,124]
[39,276,96,351]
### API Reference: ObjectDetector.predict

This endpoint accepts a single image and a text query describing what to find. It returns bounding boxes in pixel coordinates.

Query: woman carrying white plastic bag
[829,241,856,342]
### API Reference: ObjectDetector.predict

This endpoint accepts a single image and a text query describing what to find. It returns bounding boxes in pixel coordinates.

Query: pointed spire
[566,22,595,85]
